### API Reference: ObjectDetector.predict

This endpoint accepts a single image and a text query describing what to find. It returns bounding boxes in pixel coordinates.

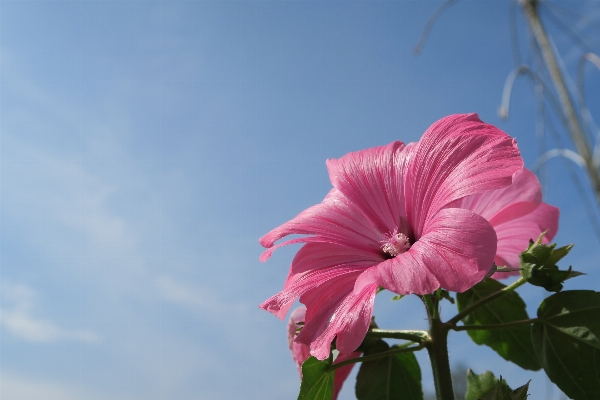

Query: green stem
[422,293,437,321]
[427,313,454,400]
[329,344,425,371]
[447,277,526,325]
[452,318,540,331]
[365,329,430,343]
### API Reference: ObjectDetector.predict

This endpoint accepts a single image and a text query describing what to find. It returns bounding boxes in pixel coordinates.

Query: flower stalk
[329,343,425,371]
[365,328,429,343]
[448,277,527,325]
[425,294,454,400]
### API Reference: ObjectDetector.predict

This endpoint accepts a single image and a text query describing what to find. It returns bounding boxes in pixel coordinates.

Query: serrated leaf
[532,290,600,400]
[355,342,423,400]
[298,356,334,400]
[457,279,540,371]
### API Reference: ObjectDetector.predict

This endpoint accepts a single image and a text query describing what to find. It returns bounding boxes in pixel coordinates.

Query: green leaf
[532,290,600,399]
[466,370,500,400]
[456,279,541,371]
[355,341,423,400]
[391,295,404,301]
[298,356,334,400]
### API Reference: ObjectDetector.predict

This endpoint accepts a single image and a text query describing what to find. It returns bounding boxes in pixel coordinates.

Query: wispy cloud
[156,275,249,316]
[0,282,99,344]
[0,371,132,400]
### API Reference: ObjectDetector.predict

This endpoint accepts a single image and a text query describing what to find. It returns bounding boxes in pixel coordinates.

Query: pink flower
[260,114,523,359]
[455,168,559,278]
[288,307,360,400]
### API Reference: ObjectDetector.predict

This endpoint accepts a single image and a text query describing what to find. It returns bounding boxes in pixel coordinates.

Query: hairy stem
[447,277,527,325]
[329,344,425,371]
[365,328,430,343]
[427,308,454,400]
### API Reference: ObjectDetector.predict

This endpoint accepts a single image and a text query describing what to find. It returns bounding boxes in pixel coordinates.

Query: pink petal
[259,189,382,261]
[355,208,497,295]
[260,243,382,319]
[289,242,383,277]
[325,141,413,235]
[492,202,560,277]
[297,276,378,360]
[456,168,542,226]
[406,114,523,239]
[332,351,362,399]
[288,307,311,377]
[261,265,369,320]
[287,306,360,400]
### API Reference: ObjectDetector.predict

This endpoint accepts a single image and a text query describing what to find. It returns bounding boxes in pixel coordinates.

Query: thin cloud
[0,282,99,344]
[0,371,131,400]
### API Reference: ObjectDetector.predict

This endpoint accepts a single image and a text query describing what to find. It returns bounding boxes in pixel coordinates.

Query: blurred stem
[520,0,600,207]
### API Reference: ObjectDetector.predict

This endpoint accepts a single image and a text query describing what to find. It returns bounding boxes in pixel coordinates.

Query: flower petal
[290,242,383,277]
[355,208,497,295]
[406,114,523,239]
[297,275,378,360]
[259,189,382,261]
[287,306,360,400]
[260,243,382,319]
[492,202,559,277]
[326,141,413,236]
[288,307,311,377]
[456,168,542,225]
[332,351,361,400]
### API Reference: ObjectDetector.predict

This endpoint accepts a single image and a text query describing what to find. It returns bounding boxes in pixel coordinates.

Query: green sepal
[355,340,423,400]
[532,290,600,399]
[519,232,580,292]
[438,289,455,304]
[521,264,584,292]
[297,355,334,400]
[456,279,541,371]
[466,369,529,400]
[479,379,529,400]
[466,370,502,400]
[509,382,530,400]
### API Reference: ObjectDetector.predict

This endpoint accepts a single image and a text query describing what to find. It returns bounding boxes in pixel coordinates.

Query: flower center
[380,229,411,257]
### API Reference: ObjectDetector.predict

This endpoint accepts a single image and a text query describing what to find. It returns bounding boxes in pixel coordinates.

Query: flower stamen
[380,228,411,257]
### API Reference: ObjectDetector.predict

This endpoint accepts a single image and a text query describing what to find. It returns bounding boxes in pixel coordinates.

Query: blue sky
[1,1,600,399]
